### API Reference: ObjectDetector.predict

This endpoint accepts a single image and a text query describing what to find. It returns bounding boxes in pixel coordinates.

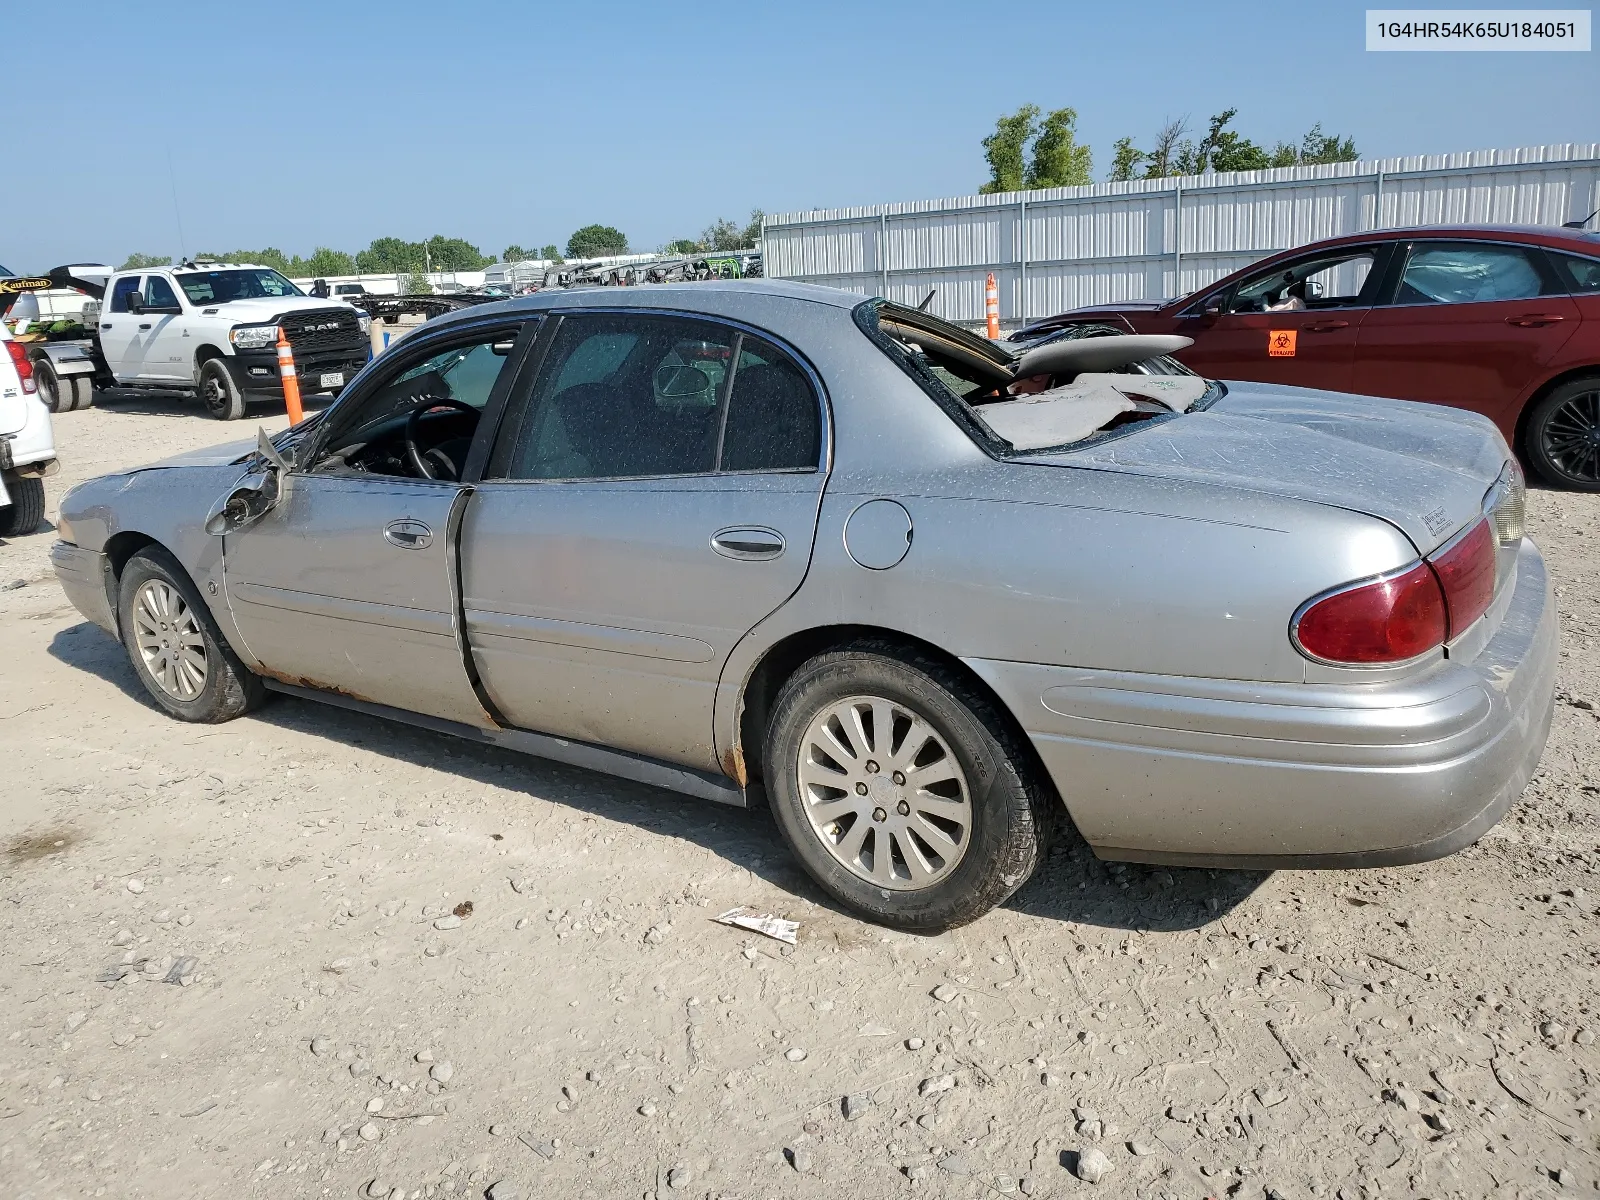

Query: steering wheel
[404,396,479,480]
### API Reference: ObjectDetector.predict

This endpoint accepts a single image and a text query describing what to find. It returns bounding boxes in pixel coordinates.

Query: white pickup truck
[6,262,373,420]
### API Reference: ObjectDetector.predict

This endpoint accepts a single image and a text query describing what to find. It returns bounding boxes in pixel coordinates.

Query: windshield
[0,264,13,277]
[177,269,305,305]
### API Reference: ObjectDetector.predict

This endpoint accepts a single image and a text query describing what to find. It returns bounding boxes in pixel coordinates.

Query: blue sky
[5,0,1596,272]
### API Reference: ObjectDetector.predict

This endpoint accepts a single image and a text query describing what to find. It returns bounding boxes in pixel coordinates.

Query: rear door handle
[138,323,151,330]
[1304,320,1350,332]
[383,519,433,549]
[711,527,785,560]
[1505,314,1565,327]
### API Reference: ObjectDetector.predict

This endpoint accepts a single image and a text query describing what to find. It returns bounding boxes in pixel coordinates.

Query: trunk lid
[1014,381,1507,553]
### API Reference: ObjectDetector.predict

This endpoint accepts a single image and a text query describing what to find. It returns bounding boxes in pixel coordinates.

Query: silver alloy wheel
[131,579,208,701]
[797,694,972,890]
[1541,386,1600,483]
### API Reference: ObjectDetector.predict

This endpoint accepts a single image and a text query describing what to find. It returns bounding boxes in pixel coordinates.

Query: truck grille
[281,308,363,354]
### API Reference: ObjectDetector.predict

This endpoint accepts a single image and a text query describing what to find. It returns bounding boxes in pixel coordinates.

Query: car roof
[1277,223,1600,253]
[422,279,866,330]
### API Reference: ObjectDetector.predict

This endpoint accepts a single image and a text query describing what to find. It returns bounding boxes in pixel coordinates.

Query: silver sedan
[51,282,1557,929]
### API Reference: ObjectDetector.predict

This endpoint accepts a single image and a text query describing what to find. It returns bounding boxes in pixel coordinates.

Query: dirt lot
[2,397,1598,1200]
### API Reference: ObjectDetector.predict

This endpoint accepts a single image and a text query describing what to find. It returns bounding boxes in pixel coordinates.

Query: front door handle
[1304,319,1350,332]
[138,323,151,330]
[711,527,785,560]
[1505,314,1565,327]
[383,519,433,549]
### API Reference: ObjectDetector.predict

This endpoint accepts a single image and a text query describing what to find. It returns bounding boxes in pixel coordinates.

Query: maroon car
[1016,225,1600,489]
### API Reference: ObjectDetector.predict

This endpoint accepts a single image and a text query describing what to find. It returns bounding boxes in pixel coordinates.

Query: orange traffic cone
[985,271,1000,339]
[276,328,304,425]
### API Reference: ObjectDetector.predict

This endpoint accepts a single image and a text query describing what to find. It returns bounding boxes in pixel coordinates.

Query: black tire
[34,359,70,414]
[198,359,246,421]
[0,474,45,536]
[67,375,94,410]
[116,547,266,723]
[1524,377,1600,492]
[763,643,1053,931]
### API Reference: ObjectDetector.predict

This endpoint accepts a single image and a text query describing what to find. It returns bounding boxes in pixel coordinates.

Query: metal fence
[763,143,1600,327]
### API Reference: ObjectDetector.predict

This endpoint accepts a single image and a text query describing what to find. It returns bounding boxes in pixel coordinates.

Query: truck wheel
[34,360,70,413]
[68,376,95,410]
[763,643,1053,931]
[116,547,266,723]
[0,474,46,536]
[199,360,246,421]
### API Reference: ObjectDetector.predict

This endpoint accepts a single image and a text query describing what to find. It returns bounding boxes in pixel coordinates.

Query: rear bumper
[51,541,118,637]
[967,538,1558,869]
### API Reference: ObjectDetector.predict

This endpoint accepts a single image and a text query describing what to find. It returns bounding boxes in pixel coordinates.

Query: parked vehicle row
[1016,224,1600,490]
[52,281,1555,929]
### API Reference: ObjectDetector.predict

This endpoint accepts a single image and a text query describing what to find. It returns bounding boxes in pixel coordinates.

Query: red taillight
[3,340,35,394]
[1429,518,1495,636]
[1293,561,1448,665]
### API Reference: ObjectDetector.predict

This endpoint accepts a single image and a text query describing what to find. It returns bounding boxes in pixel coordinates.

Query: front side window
[1548,251,1600,293]
[176,269,304,305]
[1228,249,1377,314]
[1394,242,1551,305]
[108,276,143,314]
[314,330,523,480]
[144,276,181,309]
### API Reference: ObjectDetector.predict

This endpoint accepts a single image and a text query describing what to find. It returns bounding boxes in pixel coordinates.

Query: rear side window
[720,335,821,472]
[1547,251,1600,293]
[1394,242,1553,305]
[108,276,142,314]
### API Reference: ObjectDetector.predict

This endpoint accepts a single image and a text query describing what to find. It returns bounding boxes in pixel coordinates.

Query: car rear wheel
[199,359,246,421]
[1525,378,1600,492]
[67,376,94,410]
[117,548,266,722]
[0,473,45,536]
[764,644,1052,931]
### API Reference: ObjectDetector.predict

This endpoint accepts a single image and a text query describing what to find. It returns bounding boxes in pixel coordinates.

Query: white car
[0,324,58,535]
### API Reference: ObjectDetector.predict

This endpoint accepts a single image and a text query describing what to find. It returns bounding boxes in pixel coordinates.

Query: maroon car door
[1352,240,1579,429]
[1172,244,1386,393]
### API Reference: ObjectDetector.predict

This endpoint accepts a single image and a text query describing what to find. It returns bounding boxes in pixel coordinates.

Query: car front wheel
[1525,377,1600,492]
[764,644,1052,931]
[199,359,246,421]
[117,548,265,722]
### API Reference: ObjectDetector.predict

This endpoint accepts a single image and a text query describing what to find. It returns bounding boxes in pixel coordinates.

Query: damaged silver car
[51,282,1557,929]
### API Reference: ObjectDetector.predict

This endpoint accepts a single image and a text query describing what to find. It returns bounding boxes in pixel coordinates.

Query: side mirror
[1200,294,1225,318]
[125,292,144,314]
[1304,279,1325,299]
[204,430,288,535]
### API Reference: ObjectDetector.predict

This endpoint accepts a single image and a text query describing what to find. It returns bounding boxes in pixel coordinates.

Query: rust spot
[452,900,474,919]
[256,667,374,704]
[721,745,748,788]
[6,827,78,863]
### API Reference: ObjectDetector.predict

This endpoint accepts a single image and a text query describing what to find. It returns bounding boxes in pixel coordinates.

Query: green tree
[1141,117,1187,179]
[356,237,424,274]
[540,244,562,263]
[303,247,357,276]
[741,208,765,248]
[1026,107,1093,188]
[401,272,432,295]
[665,238,701,255]
[425,235,492,271]
[1109,137,1146,183]
[701,217,743,251]
[979,104,1038,194]
[1298,124,1358,165]
[566,225,628,259]
[117,253,171,271]
[500,245,532,263]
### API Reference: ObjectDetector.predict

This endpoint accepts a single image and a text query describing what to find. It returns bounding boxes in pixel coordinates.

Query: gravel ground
[2,397,1598,1200]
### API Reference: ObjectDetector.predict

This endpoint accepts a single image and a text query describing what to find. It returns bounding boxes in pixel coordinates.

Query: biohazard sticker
[1268,329,1297,357]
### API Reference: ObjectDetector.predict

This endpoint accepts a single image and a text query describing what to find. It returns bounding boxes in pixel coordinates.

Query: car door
[1172,244,1388,392]
[98,275,148,382]
[221,319,536,726]
[137,274,190,382]
[1352,239,1581,425]
[461,310,828,770]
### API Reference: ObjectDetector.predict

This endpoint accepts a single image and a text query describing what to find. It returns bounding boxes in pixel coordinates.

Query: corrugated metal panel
[764,143,1600,324]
